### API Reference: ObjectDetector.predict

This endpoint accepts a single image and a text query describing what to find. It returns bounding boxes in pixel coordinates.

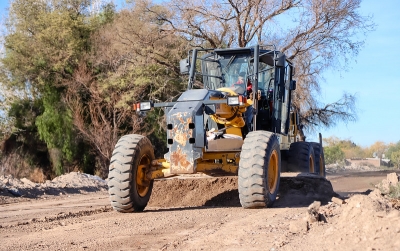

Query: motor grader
[108,44,326,212]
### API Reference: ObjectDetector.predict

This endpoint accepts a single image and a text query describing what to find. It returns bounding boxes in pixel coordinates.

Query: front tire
[108,134,154,213]
[238,131,281,208]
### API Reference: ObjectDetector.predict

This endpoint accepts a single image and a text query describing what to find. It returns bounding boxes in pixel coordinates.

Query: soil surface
[1,169,400,251]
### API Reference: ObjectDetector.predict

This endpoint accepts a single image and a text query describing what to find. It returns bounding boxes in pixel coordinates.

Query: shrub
[388,183,400,199]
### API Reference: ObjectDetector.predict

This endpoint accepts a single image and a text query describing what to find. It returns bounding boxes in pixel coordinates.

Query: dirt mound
[277,173,400,250]
[0,171,337,209]
[1,171,338,209]
[148,174,336,208]
[285,192,400,250]
[149,177,239,208]
[316,173,400,226]
[276,174,336,207]
[0,172,107,204]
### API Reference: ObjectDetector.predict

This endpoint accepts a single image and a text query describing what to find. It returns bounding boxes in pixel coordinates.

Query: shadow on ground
[152,175,338,209]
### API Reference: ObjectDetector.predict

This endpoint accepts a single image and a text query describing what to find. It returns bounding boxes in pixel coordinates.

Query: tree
[0,0,111,176]
[149,0,373,131]
[364,141,389,159]
[323,136,366,159]
[391,150,400,169]
[387,141,400,168]
[298,93,357,132]
[324,145,345,165]
[63,4,188,175]
[0,98,50,178]
[0,0,187,177]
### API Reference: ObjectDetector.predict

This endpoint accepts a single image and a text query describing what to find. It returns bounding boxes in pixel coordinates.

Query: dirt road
[1,170,399,251]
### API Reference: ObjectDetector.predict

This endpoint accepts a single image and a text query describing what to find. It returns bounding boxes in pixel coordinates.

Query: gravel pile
[0,172,107,201]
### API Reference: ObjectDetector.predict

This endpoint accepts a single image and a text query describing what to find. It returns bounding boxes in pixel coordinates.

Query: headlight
[139,101,152,111]
[227,96,239,106]
[133,101,152,111]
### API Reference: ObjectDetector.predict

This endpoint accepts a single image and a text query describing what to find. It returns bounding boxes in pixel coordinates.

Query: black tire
[238,131,281,208]
[287,142,315,173]
[310,142,326,177]
[108,134,154,213]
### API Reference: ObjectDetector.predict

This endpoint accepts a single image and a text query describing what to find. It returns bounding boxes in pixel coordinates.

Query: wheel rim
[136,155,151,197]
[319,155,324,176]
[309,154,315,173]
[268,150,279,194]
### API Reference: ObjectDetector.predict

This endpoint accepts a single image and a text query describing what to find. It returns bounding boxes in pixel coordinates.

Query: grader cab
[108,44,326,212]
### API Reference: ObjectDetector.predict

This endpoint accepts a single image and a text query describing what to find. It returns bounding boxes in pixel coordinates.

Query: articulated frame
[146,151,240,180]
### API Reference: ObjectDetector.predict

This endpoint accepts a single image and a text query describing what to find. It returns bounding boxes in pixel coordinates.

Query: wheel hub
[136,155,151,197]
[309,154,315,173]
[268,150,279,194]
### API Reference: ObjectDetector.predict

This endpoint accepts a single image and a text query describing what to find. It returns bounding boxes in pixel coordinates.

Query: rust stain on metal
[170,113,193,147]
[167,111,196,173]
[170,146,192,171]
[174,132,188,146]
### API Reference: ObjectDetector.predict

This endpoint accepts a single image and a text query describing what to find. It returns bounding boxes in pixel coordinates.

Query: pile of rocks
[376,172,399,195]
[290,173,400,235]
[0,172,107,199]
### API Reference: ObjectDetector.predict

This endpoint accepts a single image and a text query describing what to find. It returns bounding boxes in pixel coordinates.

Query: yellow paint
[209,87,251,128]
[197,152,240,174]
[268,150,279,194]
[136,157,151,197]
[226,127,242,137]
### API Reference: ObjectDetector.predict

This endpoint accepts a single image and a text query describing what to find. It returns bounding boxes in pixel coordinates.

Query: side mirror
[179,58,190,75]
[290,80,296,90]
[276,52,286,67]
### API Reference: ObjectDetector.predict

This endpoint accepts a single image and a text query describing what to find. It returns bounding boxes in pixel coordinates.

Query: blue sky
[0,0,399,147]
[311,0,400,147]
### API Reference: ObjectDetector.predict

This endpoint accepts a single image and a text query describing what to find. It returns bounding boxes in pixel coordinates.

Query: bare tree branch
[147,0,373,131]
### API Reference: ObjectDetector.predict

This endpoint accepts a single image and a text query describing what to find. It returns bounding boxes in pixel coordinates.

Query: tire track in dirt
[1,171,399,250]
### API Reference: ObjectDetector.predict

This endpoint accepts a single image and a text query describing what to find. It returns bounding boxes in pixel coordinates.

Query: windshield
[258,62,274,92]
[202,54,250,91]
[199,50,276,97]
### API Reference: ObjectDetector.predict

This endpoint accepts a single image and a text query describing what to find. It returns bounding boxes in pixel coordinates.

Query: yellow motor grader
[108,44,325,212]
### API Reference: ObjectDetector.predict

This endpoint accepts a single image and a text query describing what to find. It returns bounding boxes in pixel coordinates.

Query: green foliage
[364,141,389,159]
[324,145,345,165]
[387,141,400,156]
[0,0,182,177]
[388,183,400,199]
[0,0,117,176]
[390,150,400,169]
[323,136,366,159]
[323,136,400,168]
[7,98,45,154]
[97,3,116,25]
[2,98,50,177]
[8,98,43,134]
[35,86,76,175]
[2,0,91,88]
[81,150,96,175]
[143,108,167,158]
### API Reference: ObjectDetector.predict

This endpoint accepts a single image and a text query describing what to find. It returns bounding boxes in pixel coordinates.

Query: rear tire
[310,142,326,177]
[108,134,154,213]
[238,131,281,208]
[287,142,315,173]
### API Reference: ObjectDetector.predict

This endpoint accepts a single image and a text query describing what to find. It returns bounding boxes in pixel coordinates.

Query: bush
[388,183,400,199]
[324,145,345,165]
[0,149,44,180]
